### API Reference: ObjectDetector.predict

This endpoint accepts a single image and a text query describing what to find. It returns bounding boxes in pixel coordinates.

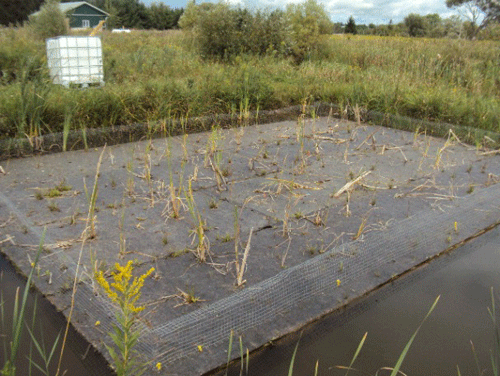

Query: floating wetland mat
[1,117,500,375]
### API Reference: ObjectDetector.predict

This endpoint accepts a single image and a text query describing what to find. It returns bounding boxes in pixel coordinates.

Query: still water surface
[218,225,500,376]
[0,255,112,376]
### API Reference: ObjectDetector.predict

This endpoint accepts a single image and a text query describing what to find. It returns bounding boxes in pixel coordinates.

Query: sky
[140,0,461,25]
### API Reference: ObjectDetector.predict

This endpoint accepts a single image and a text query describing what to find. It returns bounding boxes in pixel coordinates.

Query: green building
[33,1,109,29]
[60,2,108,29]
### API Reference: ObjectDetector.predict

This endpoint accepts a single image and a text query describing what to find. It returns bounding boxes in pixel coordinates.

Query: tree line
[83,0,183,29]
[1,0,498,39]
[343,11,499,39]
[0,0,184,29]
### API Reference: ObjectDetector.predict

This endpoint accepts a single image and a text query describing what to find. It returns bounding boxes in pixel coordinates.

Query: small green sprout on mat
[185,178,209,262]
[95,261,154,376]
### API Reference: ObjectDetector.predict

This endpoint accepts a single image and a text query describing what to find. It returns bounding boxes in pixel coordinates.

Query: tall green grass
[0,28,499,143]
[0,228,49,376]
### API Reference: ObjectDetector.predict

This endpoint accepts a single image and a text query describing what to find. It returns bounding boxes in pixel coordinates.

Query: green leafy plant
[25,323,61,376]
[185,178,209,262]
[95,261,155,376]
[1,228,46,376]
[28,0,69,40]
[337,295,440,376]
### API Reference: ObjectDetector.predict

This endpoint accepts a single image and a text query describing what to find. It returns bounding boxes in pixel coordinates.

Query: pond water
[0,255,112,376]
[215,225,500,376]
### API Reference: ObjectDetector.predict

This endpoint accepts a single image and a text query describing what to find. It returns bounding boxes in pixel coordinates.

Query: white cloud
[142,0,462,24]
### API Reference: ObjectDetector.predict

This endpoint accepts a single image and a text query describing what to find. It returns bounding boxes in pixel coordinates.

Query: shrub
[196,3,241,59]
[286,0,333,63]
[180,0,332,63]
[0,27,46,84]
[29,0,69,40]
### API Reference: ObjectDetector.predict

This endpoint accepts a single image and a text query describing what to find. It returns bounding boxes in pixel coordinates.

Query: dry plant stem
[236,227,253,287]
[266,178,320,192]
[208,155,227,191]
[417,140,431,171]
[280,237,292,268]
[144,146,154,206]
[174,288,205,307]
[480,150,500,156]
[234,206,241,278]
[353,217,368,240]
[0,235,15,245]
[57,147,105,375]
[354,104,361,127]
[169,183,181,218]
[355,129,379,150]
[447,129,468,147]
[82,146,106,240]
[186,178,208,262]
[119,199,126,256]
[434,137,452,169]
[282,204,290,237]
[345,191,351,217]
[165,138,182,218]
[344,141,350,164]
[56,229,87,375]
[334,171,371,198]
[181,134,188,161]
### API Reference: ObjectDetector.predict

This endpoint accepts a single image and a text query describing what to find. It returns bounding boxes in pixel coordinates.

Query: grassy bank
[1,28,499,141]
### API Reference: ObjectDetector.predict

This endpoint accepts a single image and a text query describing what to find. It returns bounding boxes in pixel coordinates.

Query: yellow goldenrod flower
[95,320,101,326]
[95,261,155,376]
[197,345,203,352]
[96,262,154,314]
[336,279,341,286]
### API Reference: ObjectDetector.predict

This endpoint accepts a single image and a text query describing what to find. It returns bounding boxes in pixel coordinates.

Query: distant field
[0,28,499,141]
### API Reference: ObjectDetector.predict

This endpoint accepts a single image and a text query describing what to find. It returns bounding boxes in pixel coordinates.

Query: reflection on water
[217,226,500,376]
[0,255,113,376]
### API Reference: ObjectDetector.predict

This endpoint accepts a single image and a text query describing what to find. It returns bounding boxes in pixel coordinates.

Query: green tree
[195,2,240,59]
[247,9,288,55]
[344,16,357,34]
[85,0,149,28]
[404,13,426,36]
[424,13,445,37]
[29,0,68,39]
[147,3,179,29]
[286,0,333,63]
[178,0,215,30]
[446,0,500,36]
[114,0,148,28]
[0,0,44,26]
[443,15,464,37]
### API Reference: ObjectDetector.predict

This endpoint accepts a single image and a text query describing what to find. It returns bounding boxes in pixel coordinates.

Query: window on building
[82,20,90,28]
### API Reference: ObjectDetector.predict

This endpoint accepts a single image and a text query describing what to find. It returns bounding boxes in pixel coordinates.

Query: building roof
[32,1,109,17]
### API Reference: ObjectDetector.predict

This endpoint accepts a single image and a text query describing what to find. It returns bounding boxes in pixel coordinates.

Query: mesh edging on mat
[135,183,500,371]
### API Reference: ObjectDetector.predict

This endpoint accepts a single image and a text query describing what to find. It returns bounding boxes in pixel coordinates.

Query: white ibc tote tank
[46,36,104,88]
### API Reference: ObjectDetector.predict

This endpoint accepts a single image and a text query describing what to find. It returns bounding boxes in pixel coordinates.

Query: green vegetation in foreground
[0,229,55,376]
[0,24,499,143]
